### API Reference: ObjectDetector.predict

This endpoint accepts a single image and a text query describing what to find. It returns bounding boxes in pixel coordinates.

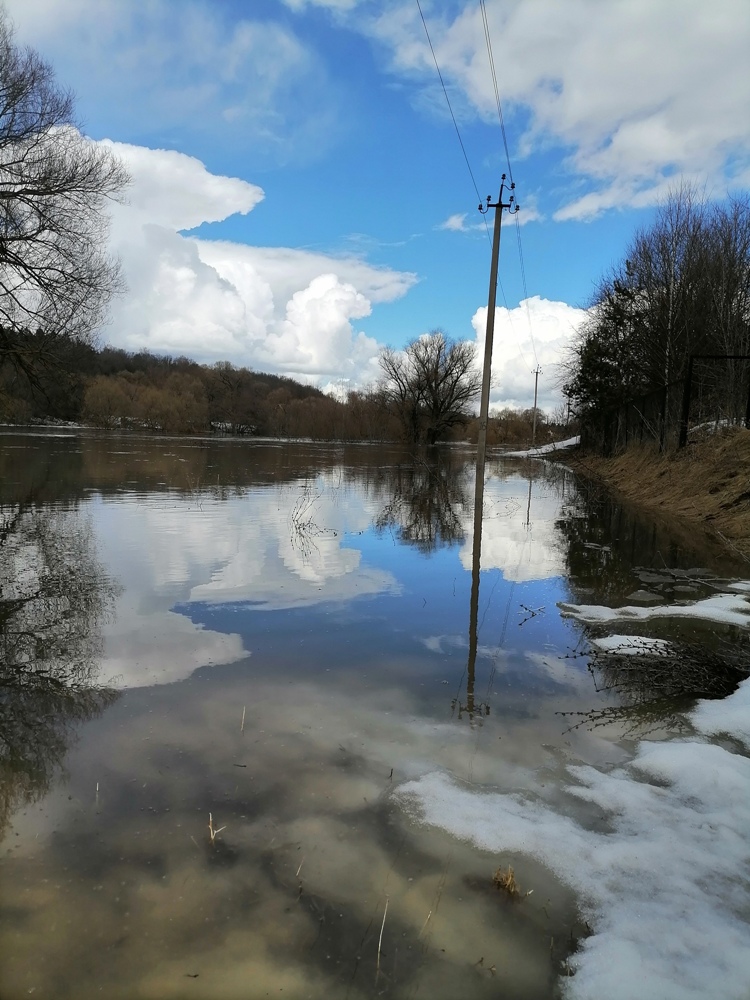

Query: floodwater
[0,431,747,1000]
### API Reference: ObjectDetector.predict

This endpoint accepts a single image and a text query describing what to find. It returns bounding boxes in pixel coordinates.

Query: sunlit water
[0,432,747,999]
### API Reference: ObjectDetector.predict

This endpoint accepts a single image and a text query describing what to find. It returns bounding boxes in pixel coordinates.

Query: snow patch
[590,635,672,655]
[559,592,750,628]
[692,675,750,748]
[396,738,750,1000]
[504,435,580,458]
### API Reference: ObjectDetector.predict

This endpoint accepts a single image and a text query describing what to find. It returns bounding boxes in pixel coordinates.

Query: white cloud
[101,142,416,384]
[5,0,345,165]
[282,0,361,9]
[472,295,588,412]
[364,0,750,217]
[439,212,471,231]
[102,141,264,230]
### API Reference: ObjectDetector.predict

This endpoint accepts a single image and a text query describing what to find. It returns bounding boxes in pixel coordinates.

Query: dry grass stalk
[208,812,226,844]
[376,895,389,980]
[493,864,523,900]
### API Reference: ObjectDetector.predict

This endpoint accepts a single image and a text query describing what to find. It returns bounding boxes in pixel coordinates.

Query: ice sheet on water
[396,734,750,1000]
[559,591,750,628]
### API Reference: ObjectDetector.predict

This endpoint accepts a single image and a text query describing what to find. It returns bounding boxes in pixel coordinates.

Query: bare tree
[563,184,750,425]
[379,331,482,445]
[0,13,128,387]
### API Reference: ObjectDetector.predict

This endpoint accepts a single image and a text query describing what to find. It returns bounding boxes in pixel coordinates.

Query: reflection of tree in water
[555,474,744,606]
[554,469,750,734]
[374,456,471,553]
[0,503,120,836]
[560,631,750,736]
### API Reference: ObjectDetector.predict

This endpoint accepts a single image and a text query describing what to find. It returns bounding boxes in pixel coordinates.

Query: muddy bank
[561,428,750,561]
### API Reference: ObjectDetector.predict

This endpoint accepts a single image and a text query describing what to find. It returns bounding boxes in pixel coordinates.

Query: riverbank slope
[562,428,750,561]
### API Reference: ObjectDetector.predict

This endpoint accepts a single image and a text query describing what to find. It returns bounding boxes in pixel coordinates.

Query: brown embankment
[562,428,750,562]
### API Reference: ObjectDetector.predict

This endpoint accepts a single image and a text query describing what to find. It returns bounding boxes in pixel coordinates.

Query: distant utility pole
[531,365,542,446]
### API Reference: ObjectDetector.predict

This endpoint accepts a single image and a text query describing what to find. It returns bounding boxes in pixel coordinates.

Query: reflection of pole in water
[460,175,517,723]
[466,473,482,719]
[524,475,532,528]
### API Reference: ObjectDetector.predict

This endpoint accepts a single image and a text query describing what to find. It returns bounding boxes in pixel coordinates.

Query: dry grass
[566,428,750,560]
[493,865,523,900]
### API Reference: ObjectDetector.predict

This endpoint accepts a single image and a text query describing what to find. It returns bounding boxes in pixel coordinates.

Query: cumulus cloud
[100,141,416,384]
[363,0,750,217]
[472,295,588,412]
[101,140,264,230]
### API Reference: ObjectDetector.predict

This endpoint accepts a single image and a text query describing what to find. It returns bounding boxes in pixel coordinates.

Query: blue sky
[7,0,749,411]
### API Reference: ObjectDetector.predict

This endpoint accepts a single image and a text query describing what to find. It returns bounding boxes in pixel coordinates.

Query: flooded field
[1,432,749,999]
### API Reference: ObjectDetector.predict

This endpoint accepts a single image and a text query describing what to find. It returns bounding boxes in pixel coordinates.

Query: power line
[515,213,538,365]
[478,1,539,367]
[416,0,538,371]
[416,0,485,215]
[478,0,513,183]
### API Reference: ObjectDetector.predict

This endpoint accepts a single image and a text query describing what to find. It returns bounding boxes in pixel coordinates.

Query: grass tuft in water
[493,864,522,900]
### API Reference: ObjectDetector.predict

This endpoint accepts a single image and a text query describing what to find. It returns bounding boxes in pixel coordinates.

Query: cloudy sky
[7,0,749,411]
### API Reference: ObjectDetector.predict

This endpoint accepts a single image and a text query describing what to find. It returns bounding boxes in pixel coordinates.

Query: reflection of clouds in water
[102,600,246,688]
[2,676,606,1000]
[92,477,398,686]
[459,476,567,583]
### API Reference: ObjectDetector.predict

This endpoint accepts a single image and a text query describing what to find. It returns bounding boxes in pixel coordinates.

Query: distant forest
[0,330,565,446]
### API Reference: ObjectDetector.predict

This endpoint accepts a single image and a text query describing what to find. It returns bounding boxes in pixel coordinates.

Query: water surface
[1,432,746,999]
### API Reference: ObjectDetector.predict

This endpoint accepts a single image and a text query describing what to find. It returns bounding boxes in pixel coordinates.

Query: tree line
[1,329,566,445]
[563,185,750,428]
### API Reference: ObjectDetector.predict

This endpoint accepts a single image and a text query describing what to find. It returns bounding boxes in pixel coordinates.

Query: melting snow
[396,581,750,998]
[559,592,750,628]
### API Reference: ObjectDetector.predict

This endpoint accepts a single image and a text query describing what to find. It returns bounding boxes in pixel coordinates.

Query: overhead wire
[415,0,490,244]
[479,0,513,183]
[478,0,539,368]
[415,0,536,368]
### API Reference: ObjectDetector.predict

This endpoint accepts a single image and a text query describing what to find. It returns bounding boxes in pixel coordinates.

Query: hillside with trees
[1,329,568,445]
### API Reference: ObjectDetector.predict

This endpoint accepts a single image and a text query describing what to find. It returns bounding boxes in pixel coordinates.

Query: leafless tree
[379,330,481,445]
[564,184,750,425]
[0,13,128,384]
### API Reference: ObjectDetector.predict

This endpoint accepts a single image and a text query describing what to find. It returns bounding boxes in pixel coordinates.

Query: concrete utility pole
[474,175,518,478]
[465,176,519,720]
[531,365,542,446]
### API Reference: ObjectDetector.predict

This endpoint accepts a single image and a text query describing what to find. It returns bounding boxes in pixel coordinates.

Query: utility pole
[473,176,518,539]
[474,175,518,477]
[464,176,518,723]
[531,365,542,446]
